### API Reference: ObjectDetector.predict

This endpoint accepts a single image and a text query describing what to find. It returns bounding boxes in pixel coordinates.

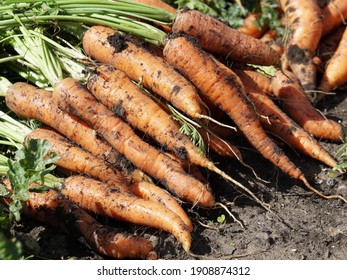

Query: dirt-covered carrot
[241,68,274,95]
[88,64,241,164]
[171,7,280,66]
[52,77,214,208]
[86,65,266,210]
[162,34,347,202]
[25,126,193,232]
[279,0,323,91]
[2,179,156,260]
[319,27,347,93]
[4,82,154,184]
[235,69,338,168]
[61,175,192,251]
[321,0,347,37]
[271,70,345,142]
[82,25,206,120]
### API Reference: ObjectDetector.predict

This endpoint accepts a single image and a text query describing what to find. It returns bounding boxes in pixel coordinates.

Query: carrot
[52,77,215,208]
[60,175,192,251]
[271,70,345,142]
[171,7,280,66]
[241,69,274,95]
[321,0,347,37]
[88,64,240,165]
[237,13,268,38]
[82,25,205,120]
[162,34,347,202]
[2,179,156,260]
[4,82,153,185]
[319,27,347,94]
[279,0,323,91]
[195,124,242,160]
[235,69,338,168]
[25,126,193,232]
[86,65,267,210]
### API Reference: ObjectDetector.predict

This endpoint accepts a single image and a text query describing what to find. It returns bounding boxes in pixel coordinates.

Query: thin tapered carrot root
[53,77,215,207]
[26,126,193,231]
[61,175,192,251]
[171,7,280,66]
[271,70,345,142]
[3,179,156,259]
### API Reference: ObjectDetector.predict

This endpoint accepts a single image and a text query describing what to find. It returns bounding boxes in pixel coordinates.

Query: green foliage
[0,231,23,260]
[3,139,60,222]
[329,141,347,177]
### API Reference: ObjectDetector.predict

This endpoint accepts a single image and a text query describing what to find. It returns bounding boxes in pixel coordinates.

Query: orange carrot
[241,69,274,95]
[271,70,345,142]
[61,175,192,251]
[162,34,343,201]
[195,125,242,160]
[4,82,152,184]
[279,0,323,90]
[237,13,268,38]
[319,26,347,93]
[25,126,193,232]
[321,0,347,37]
[82,25,205,120]
[171,8,280,66]
[86,65,266,209]
[235,69,338,168]
[2,179,156,260]
[52,77,215,208]
[88,64,241,165]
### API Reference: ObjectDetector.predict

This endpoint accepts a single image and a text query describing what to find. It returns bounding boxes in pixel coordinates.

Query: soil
[8,91,347,261]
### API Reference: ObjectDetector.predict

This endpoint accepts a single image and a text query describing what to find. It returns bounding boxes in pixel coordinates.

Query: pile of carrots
[1,0,347,259]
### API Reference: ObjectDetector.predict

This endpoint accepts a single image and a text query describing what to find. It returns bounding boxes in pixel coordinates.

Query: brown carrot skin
[2,179,156,260]
[26,126,193,232]
[61,175,192,251]
[319,27,347,93]
[236,70,338,168]
[321,0,347,37]
[171,8,280,66]
[279,0,323,91]
[163,34,305,181]
[53,77,215,208]
[4,82,152,184]
[271,70,345,142]
[241,69,273,95]
[82,25,205,119]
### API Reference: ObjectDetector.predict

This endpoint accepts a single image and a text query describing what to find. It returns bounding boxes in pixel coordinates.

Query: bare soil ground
[11,91,347,260]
